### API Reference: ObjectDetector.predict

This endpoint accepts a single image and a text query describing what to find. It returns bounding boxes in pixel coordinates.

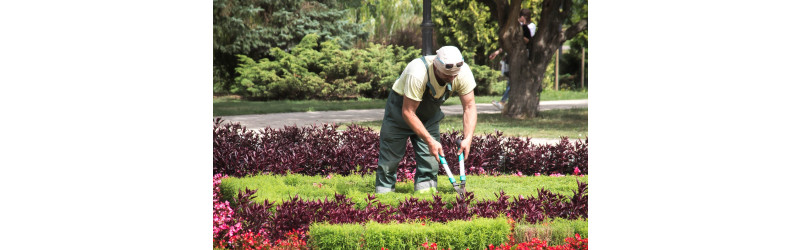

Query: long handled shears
[438,139,467,199]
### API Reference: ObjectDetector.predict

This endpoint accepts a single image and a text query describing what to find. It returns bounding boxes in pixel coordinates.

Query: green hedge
[309,217,509,250]
[513,218,588,246]
[307,223,365,250]
[232,33,504,100]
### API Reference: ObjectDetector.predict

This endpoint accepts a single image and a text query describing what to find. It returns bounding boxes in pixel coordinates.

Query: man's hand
[428,140,444,159]
[489,49,501,60]
[458,90,477,160]
[457,138,472,160]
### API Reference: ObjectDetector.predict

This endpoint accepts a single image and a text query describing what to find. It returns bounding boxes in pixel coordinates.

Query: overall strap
[418,56,438,97]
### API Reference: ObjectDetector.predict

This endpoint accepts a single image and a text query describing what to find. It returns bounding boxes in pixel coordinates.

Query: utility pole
[421,0,434,56]
[580,47,585,90]
[555,49,560,91]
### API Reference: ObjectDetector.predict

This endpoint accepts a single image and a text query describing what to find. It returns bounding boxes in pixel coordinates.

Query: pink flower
[573,167,581,175]
[534,173,541,176]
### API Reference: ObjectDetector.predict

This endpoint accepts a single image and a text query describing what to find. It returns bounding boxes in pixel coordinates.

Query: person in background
[374,46,477,194]
[490,8,536,110]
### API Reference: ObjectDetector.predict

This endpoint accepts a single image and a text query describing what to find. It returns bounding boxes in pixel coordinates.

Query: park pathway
[217,99,587,129]
[216,99,587,145]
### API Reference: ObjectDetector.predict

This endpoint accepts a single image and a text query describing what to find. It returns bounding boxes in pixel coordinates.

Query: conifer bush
[232,34,420,100]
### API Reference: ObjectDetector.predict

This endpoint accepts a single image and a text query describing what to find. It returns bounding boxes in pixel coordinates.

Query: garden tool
[456,139,466,198]
[437,139,467,199]
[438,155,463,199]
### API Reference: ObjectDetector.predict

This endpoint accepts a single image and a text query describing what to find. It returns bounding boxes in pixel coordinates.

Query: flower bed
[213,174,587,248]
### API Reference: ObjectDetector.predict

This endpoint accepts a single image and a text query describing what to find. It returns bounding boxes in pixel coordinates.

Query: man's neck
[433,73,448,86]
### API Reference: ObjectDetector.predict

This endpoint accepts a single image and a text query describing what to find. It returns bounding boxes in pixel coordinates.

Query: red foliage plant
[213,119,587,178]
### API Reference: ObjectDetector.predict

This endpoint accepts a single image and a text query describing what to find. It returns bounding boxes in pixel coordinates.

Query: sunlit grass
[351,108,587,138]
[219,173,588,208]
[213,90,587,116]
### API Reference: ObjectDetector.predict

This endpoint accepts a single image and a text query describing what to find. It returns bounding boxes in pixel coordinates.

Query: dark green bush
[232,33,504,100]
[232,33,420,100]
[469,63,505,96]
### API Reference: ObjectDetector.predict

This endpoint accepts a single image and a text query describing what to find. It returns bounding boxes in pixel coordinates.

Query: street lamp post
[421,0,433,56]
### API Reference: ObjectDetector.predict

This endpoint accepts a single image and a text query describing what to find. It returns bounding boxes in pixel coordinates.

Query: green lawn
[219,173,588,208]
[351,108,588,138]
[213,89,587,116]
[213,97,387,116]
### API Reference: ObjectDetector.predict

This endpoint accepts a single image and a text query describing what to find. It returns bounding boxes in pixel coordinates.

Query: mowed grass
[213,90,587,116]
[219,173,588,208]
[213,97,387,116]
[352,108,588,138]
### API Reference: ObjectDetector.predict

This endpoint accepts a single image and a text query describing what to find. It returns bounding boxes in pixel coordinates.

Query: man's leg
[411,124,441,193]
[375,123,413,193]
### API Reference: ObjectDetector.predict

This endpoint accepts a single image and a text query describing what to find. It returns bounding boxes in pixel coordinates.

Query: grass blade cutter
[437,139,467,199]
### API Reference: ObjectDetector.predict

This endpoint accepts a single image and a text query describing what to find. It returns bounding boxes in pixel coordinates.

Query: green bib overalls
[375,56,453,193]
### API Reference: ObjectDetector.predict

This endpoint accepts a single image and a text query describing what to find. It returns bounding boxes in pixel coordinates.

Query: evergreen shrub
[232,33,420,100]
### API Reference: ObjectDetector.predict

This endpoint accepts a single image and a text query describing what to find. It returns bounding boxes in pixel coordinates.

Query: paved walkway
[217,99,587,129]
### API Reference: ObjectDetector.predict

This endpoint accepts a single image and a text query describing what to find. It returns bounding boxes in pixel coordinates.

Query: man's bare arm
[401,96,444,158]
[458,90,477,159]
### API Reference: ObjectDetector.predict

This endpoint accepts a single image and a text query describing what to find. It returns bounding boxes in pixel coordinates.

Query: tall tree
[478,0,587,119]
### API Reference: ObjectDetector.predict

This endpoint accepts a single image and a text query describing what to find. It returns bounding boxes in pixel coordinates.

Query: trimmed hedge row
[213,119,588,178]
[309,217,510,250]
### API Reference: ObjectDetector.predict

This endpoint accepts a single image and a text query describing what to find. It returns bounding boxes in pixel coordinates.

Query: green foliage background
[232,34,419,100]
[347,0,424,47]
[214,0,587,97]
[233,34,504,100]
[214,0,367,93]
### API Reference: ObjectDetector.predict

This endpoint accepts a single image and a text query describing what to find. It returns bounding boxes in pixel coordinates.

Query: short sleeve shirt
[391,55,476,101]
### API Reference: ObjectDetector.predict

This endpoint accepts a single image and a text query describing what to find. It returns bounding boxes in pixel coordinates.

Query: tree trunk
[481,0,587,119]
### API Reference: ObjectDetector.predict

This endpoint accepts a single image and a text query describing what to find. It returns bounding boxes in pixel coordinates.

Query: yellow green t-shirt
[391,55,476,101]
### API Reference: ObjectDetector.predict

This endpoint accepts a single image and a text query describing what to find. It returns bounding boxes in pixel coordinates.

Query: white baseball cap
[434,46,464,76]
